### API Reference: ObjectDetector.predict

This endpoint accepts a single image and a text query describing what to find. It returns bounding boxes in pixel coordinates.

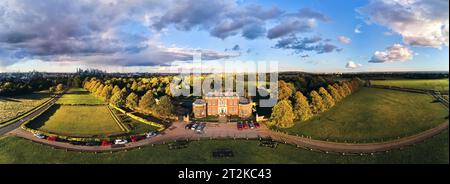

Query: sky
[0,0,448,73]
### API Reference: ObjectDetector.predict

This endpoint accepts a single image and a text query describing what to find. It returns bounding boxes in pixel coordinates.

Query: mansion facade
[192,91,252,118]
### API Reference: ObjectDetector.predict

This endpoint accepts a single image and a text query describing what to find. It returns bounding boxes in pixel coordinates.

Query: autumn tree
[110,88,127,108]
[310,90,325,114]
[126,92,139,110]
[319,87,335,109]
[56,84,64,92]
[293,91,313,122]
[112,85,121,95]
[101,85,112,101]
[327,85,342,102]
[155,96,174,117]
[278,80,294,101]
[270,100,295,128]
[139,90,156,112]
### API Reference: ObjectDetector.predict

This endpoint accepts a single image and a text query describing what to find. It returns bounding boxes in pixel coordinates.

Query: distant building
[193,91,252,119]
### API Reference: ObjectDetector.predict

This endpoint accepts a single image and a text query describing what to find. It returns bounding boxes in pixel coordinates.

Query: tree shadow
[26,104,61,129]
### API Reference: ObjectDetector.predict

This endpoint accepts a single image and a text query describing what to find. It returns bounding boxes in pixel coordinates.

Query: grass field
[56,88,104,105]
[112,108,159,134]
[282,88,449,142]
[26,105,125,137]
[370,79,449,91]
[0,91,51,123]
[0,130,447,164]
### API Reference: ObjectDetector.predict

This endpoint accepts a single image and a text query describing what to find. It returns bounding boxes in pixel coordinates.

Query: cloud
[152,0,282,40]
[232,45,241,51]
[337,36,351,44]
[274,35,341,55]
[345,60,362,69]
[267,8,329,39]
[357,0,449,48]
[0,0,236,67]
[354,25,362,33]
[369,44,414,63]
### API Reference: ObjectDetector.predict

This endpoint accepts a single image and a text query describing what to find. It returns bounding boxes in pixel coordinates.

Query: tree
[49,86,55,93]
[310,90,325,114]
[94,84,104,97]
[101,85,112,101]
[333,83,346,98]
[112,85,121,95]
[130,81,138,91]
[269,100,295,128]
[155,96,174,117]
[278,80,294,101]
[139,90,156,111]
[293,91,313,122]
[318,87,335,109]
[126,92,139,110]
[110,88,127,107]
[327,85,342,102]
[342,82,352,96]
[56,84,64,92]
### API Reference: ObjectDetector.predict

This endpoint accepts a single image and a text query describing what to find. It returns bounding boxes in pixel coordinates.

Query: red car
[243,122,248,129]
[101,140,112,146]
[237,122,243,130]
[254,122,260,128]
[131,135,145,142]
[46,136,57,141]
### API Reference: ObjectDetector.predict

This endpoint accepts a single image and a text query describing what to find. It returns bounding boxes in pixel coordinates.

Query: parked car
[254,122,260,128]
[191,123,199,130]
[185,123,194,130]
[145,131,158,138]
[249,121,255,129]
[196,122,206,133]
[33,133,46,139]
[70,141,84,145]
[237,122,243,130]
[243,121,249,129]
[114,139,128,145]
[85,142,100,146]
[101,140,112,146]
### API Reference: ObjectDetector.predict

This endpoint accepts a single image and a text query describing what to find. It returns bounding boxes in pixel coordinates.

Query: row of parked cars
[185,122,206,134]
[33,131,158,146]
[237,121,260,130]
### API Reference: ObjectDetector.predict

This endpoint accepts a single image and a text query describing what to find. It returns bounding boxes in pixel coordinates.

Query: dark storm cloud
[274,35,341,55]
[152,0,282,40]
[267,8,329,39]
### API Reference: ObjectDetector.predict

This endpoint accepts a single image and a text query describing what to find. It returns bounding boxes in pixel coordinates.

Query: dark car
[70,141,84,145]
[85,142,100,146]
[237,122,243,130]
[185,123,194,129]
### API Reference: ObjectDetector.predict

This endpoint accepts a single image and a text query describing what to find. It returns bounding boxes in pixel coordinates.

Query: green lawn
[281,88,449,142]
[0,91,51,123]
[112,108,159,134]
[371,79,449,91]
[26,105,124,137]
[56,88,104,105]
[0,131,447,164]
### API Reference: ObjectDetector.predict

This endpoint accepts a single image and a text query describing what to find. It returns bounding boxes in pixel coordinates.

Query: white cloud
[345,60,362,69]
[337,36,351,44]
[369,44,414,63]
[358,0,449,48]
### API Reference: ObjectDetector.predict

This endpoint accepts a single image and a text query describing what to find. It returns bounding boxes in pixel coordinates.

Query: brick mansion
[192,91,252,118]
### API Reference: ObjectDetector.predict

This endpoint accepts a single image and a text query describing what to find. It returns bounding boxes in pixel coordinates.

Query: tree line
[269,78,365,128]
[83,78,174,119]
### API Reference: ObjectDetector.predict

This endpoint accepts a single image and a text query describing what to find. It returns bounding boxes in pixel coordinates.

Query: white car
[114,139,128,145]
[34,133,46,139]
[145,132,157,138]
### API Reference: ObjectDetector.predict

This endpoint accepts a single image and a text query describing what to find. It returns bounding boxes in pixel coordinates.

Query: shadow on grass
[26,104,61,129]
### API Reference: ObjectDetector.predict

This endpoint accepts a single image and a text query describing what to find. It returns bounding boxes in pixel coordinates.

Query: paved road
[0,94,61,136]
[10,120,449,154]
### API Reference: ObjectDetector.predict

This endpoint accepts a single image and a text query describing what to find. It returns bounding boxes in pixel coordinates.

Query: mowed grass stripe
[56,88,104,105]
[283,88,449,142]
[27,105,124,137]
[371,79,449,91]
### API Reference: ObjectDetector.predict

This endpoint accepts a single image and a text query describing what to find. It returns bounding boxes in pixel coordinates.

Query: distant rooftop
[239,97,250,104]
[193,99,206,105]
